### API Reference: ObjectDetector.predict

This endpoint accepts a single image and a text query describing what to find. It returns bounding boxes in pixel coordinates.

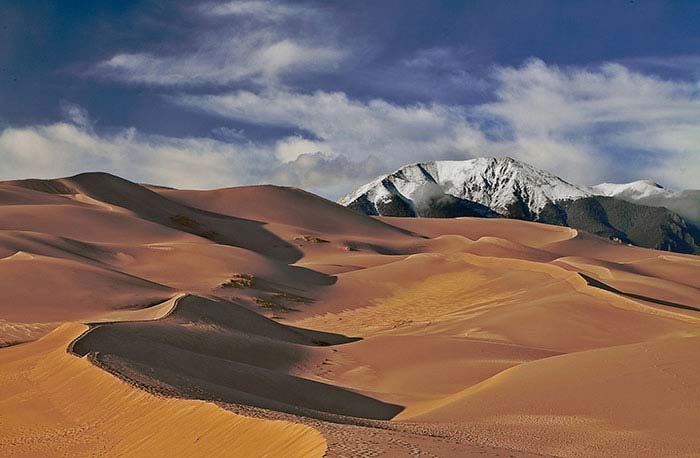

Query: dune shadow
[20,173,307,264]
[579,273,700,312]
[71,295,403,421]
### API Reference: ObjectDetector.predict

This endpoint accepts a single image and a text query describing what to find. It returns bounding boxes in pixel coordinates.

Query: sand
[1,173,700,457]
[0,322,325,458]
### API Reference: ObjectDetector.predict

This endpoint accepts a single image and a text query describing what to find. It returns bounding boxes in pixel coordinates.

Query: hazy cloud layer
[173,59,700,190]
[3,1,700,197]
[0,119,385,197]
[0,122,257,188]
[177,89,490,168]
[94,1,344,86]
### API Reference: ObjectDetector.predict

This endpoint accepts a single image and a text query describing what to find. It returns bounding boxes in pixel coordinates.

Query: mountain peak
[340,157,592,219]
[591,180,669,199]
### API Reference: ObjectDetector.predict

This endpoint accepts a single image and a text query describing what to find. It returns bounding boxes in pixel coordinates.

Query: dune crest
[0,322,326,458]
[2,174,700,457]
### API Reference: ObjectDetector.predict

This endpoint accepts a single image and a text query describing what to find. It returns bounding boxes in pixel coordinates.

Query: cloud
[0,122,260,188]
[8,54,700,198]
[172,58,700,190]
[624,55,700,78]
[176,89,491,167]
[60,102,92,129]
[200,0,303,21]
[211,126,247,141]
[478,58,700,187]
[402,47,476,74]
[275,135,331,162]
[268,152,388,197]
[0,119,385,198]
[360,46,490,103]
[96,34,343,86]
[94,0,344,87]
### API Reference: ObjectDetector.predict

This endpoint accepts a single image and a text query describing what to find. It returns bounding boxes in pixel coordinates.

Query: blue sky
[2,0,700,198]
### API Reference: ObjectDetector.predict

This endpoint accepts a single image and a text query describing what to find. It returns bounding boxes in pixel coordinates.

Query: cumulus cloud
[0,119,385,198]
[269,152,388,197]
[0,122,261,188]
[274,136,331,162]
[479,59,700,188]
[176,89,491,168]
[8,50,700,197]
[95,1,344,86]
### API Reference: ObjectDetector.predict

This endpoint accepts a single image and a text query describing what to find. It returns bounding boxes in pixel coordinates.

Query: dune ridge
[0,311,326,457]
[1,173,700,457]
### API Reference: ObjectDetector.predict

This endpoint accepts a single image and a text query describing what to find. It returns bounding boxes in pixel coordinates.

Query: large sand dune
[0,315,326,457]
[2,173,700,457]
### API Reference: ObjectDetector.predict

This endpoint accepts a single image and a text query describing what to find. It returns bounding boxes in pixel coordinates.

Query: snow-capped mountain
[591,180,700,226]
[341,157,700,254]
[592,180,668,200]
[340,157,592,219]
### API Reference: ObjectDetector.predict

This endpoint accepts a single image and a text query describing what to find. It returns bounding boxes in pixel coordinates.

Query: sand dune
[2,173,700,457]
[157,184,411,238]
[0,251,171,323]
[554,256,700,313]
[73,294,403,420]
[381,215,578,246]
[401,333,700,457]
[0,321,325,458]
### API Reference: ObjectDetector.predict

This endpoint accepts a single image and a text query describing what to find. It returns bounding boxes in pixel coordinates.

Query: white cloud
[0,119,383,198]
[0,122,267,189]
[269,152,388,197]
[177,89,491,168]
[95,1,343,86]
[8,55,700,197]
[478,59,700,187]
[275,135,331,162]
[200,1,301,21]
[171,59,700,190]
[97,36,343,86]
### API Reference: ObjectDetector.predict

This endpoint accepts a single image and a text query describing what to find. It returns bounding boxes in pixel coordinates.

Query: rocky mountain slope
[592,180,700,226]
[342,157,700,254]
[539,196,700,254]
[340,157,591,219]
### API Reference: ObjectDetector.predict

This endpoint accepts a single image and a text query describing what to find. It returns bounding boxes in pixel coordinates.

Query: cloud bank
[169,58,700,191]
[0,119,382,197]
[4,58,700,197]
[3,1,700,197]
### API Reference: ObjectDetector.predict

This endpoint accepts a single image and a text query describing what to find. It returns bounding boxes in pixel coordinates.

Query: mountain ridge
[591,179,700,226]
[341,157,700,254]
[340,157,592,220]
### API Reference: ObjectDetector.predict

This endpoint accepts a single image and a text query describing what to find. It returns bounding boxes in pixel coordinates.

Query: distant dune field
[1,173,699,457]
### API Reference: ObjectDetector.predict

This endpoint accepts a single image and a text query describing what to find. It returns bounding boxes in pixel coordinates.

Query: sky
[2,0,700,199]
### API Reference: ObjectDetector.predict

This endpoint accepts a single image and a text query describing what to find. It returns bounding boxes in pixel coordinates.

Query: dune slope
[0,322,326,458]
[2,173,700,457]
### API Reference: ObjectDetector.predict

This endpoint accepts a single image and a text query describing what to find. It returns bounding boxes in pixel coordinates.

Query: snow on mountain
[591,180,669,200]
[592,180,700,226]
[340,157,592,218]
